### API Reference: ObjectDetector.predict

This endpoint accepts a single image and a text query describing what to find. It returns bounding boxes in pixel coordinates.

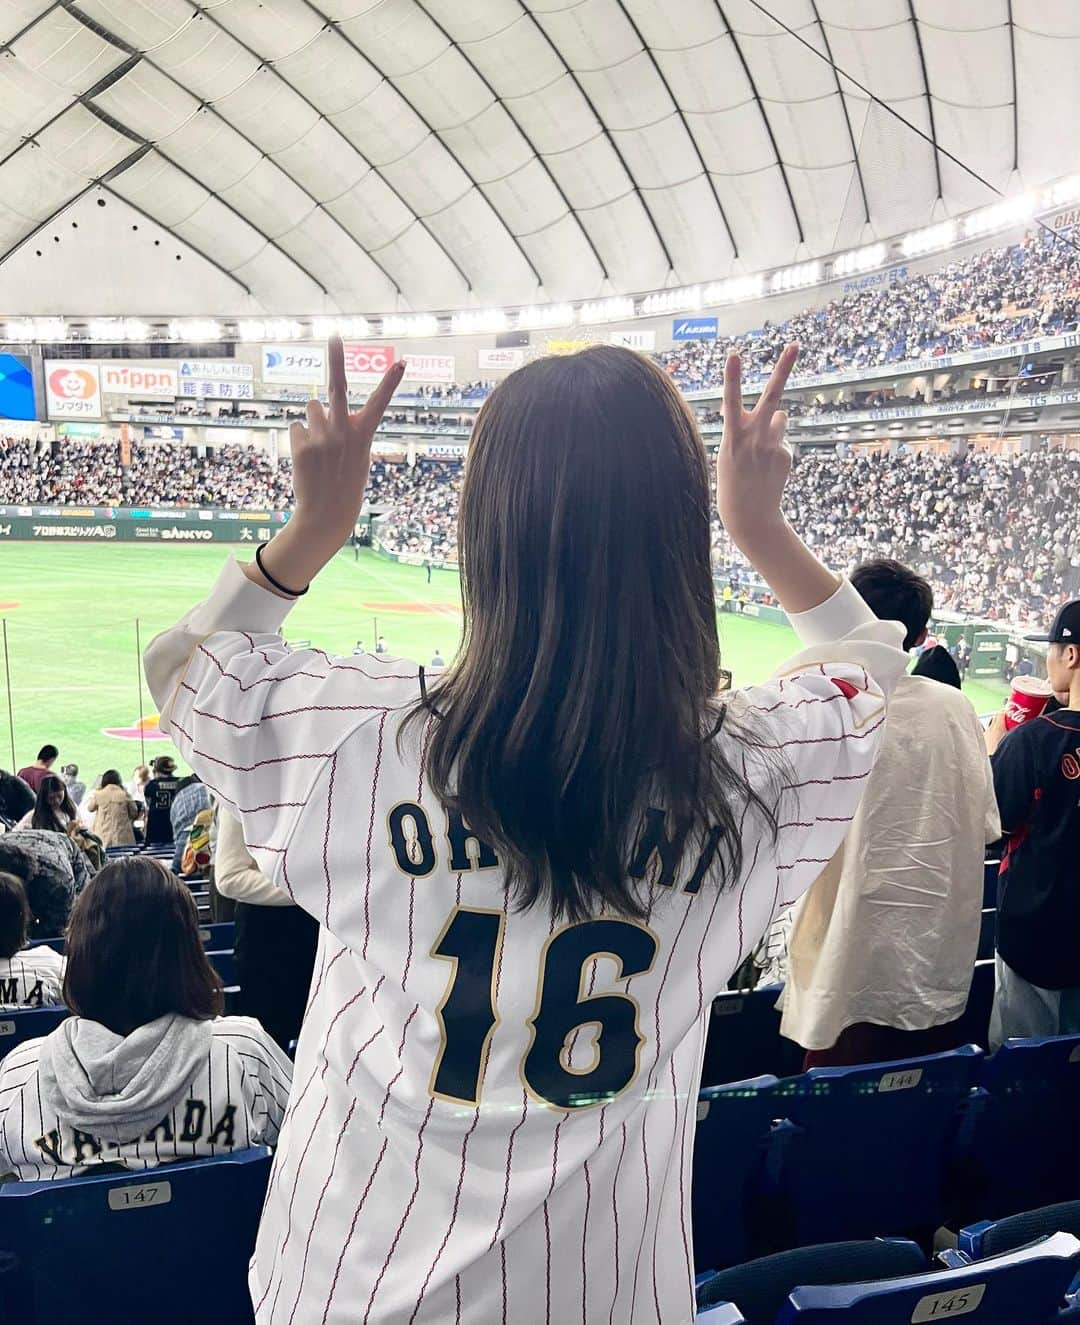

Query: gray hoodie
[36,1013,212,1145]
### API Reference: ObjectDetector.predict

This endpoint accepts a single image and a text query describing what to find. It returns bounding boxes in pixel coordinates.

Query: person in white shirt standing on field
[144,339,908,1324]
[776,558,1001,1067]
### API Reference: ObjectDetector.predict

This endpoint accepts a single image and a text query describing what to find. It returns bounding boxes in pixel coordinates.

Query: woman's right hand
[715,342,798,549]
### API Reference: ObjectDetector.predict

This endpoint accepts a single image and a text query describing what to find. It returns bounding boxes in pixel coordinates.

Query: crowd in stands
[661,229,1080,390]
[366,456,462,560]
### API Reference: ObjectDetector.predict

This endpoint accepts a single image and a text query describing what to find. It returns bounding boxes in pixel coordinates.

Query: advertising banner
[101,363,178,396]
[178,360,253,382]
[477,348,525,372]
[609,329,656,352]
[0,505,289,542]
[546,339,592,356]
[178,378,254,400]
[343,343,397,382]
[261,345,327,386]
[672,318,718,340]
[0,353,34,421]
[402,355,456,385]
[45,361,102,420]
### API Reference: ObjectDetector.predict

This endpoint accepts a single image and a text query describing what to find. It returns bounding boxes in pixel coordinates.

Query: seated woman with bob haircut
[0,871,65,1008]
[0,856,292,1179]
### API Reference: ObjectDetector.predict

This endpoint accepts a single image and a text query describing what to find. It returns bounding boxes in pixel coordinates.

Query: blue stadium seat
[696,1239,925,1324]
[776,1231,1080,1323]
[207,949,238,986]
[984,859,1001,910]
[0,1006,69,1061]
[701,985,804,1087]
[958,1035,1080,1217]
[954,959,995,1050]
[978,909,996,962]
[773,1047,981,1246]
[198,922,235,950]
[34,937,64,954]
[961,1202,1080,1260]
[696,1305,746,1323]
[0,1147,272,1325]
[693,1076,779,1272]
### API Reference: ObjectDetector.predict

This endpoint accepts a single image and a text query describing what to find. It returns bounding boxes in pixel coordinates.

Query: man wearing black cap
[986,599,1080,1046]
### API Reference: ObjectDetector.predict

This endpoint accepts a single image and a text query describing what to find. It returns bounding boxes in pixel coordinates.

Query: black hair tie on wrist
[255,542,309,597]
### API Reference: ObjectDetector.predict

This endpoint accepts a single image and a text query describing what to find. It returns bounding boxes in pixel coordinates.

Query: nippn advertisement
[45,362,102,420]
[101,363,178,397]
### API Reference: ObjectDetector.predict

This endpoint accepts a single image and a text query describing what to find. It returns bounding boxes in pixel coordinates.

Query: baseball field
[0,543,1008,783]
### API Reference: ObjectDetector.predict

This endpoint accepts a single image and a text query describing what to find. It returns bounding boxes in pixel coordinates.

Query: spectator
[143,755,181,845]
[169,775,211,873]
[126,764,151,807]
[144,341,909,1318]
[0,856,292,1179]
[0,830,92,937]
[1014,655,1035,678]
[0,770,34,830]
[986,599,1080,1045]
[17,774,77,833]
[17,745,58,795]
[85,770,140,849]
[214,810,318,1051]
[912,643,962,689]
[778,559,1000,1066]
[0,872,65,1008]
[60,764,85,807]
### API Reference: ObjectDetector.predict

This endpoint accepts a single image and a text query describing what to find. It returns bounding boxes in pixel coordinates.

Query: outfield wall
[0,503,291,543]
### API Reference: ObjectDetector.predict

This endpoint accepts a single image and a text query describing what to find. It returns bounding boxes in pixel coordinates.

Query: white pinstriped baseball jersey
[0,946,64,1008]
[145,559,907,1324]
[0,1016,292,1180]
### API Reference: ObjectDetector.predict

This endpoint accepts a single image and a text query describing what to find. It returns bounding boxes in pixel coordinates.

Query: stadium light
[963,194,1035,240]
[311,317,370,340]
[702,275,765,304]
[901,220,956,257]
[640,287,701,316]
[3,317,67,342]
[450,309,508,335]
[167,319,221,342]
[579,297,634,324]
[516,304,573,329]
[833,243,887,278]
[382,314,439,337]
[770,261,820,293]
[237,319,303,341]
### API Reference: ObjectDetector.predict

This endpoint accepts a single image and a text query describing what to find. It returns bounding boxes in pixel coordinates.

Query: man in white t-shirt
[778,559,1001,1066]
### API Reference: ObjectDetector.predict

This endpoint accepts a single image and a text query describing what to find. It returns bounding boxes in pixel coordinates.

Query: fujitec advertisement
[45,362,102,420]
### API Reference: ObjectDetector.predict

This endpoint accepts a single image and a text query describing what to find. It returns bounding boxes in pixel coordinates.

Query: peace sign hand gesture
[715,342,798,549]
[289,335,406,551]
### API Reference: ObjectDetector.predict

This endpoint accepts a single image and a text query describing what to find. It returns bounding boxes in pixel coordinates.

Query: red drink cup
[1003,676,1053,730]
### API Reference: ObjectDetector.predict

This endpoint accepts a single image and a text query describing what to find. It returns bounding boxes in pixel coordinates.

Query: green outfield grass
[0,543,1007,783]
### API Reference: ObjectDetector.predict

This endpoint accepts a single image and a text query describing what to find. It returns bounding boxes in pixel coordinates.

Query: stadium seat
[692,1075,779,1271]
[0,1006,69,1061]
[34,937,64,954]
[960,1202,1080,1260]
[957,1035,1080,1217]
[701,985,804,1087]
[207,948,238,987]
[776,1231,1080,1323]
[695,1305,746,1323]
[695,1239,926,1323]
[198,922,235,950]
[954,959,995,1050]
[0,1147,271,1325]
[772,1047,981,1246]
[978,909,996,961]
[984,859,1001,910]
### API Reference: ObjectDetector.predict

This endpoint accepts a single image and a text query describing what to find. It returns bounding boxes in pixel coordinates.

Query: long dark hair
[30,774,76,832]
[64,857,223,1036]
[411,346,779,921]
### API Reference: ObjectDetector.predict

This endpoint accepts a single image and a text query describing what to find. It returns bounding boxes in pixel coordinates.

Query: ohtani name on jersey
[36,1098,237,1165]
[389,803,723,896]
